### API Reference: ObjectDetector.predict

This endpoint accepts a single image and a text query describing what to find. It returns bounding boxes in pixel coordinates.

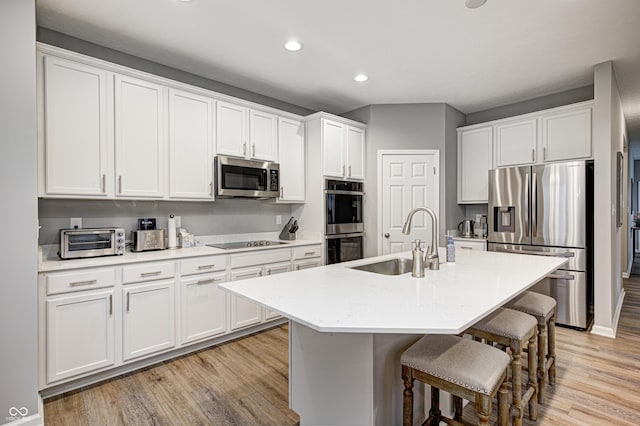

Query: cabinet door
[168,89,214,199]
[294,259,322,271]
[263,262,292,320]
[216,101,246,158]
[494,119,537,167]
[457,127,492,204]
[345,126,365,180]
[46,289,114,383]
[123,280,175,361]
[277,117,305,202]
[229,267,263,330]
[249,110,277,161]
[322,119,345,178]
[114,75,166,198]
[43,56,110,196]
[542,107,592,162]
[180,273,227,344]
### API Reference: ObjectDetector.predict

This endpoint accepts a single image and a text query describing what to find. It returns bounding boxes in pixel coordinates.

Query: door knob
[384,233,390,238]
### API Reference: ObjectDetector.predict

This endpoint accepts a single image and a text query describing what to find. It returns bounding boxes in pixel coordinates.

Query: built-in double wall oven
[325,179,364,264]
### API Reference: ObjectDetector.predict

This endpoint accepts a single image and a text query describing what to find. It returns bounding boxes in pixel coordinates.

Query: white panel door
[277,117,305,202]
[322,119,345,178]
[249,110,277,161]
[180,272,227,344]
[381,152,439,255]
[457,127,492,203]
[168,89,214,199]
[216,101,246,158]
[46,289,114,383]
[229,267,263,330]
[43,56,111,196]
[114,75,166,198]
[346,126,365,179]
[263,262,292,320]
[542,107,592,162]
[123,280,175,361]
[494,118,537,167]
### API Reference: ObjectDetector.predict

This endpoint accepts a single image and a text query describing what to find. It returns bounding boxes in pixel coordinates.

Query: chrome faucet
[402,207,439,271]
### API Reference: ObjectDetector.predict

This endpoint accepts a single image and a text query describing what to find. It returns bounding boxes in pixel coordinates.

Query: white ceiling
[36,0,640,141]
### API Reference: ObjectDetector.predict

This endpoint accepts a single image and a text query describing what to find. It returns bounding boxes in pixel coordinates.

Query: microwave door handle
[524,173,529,237]
[532,172,538,238]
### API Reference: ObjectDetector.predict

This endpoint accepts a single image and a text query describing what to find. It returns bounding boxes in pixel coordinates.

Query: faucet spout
[402,207,439,270]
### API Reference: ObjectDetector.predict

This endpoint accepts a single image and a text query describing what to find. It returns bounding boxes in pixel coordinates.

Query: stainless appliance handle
[524,173,529,237]
[548,273,575,281]
[324,190,365,195]
[495,247,575,257]
[532,172,538,237]
[325,233,364,239]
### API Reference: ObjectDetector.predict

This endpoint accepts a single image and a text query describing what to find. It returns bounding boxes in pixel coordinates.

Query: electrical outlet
[276,215,282,225]
[70,217,82,229]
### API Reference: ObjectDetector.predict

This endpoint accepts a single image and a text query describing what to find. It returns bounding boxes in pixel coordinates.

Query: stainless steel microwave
[215,155,280,199]
[59,228,126,259]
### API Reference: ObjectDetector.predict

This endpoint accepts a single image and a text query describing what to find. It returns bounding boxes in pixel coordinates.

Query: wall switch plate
[276,215,282,225]
[70,217,82,229]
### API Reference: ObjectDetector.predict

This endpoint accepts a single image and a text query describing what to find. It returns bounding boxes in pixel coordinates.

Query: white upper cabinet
[216,101,277,161]
[114,74,166,198]
[457,126,492,204]
[168,89,215,200]
[541,106,592,162]
[277,117,305,202]
[319,118,365,180]
[41,56,111,197]
[494,118,537,167]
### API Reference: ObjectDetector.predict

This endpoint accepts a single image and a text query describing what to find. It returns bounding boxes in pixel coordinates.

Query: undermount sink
[350,258,413,275]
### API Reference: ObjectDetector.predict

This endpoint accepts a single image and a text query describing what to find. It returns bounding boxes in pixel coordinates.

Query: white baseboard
[591,289,626,338]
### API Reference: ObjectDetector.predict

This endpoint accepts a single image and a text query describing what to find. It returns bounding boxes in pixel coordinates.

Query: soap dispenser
[411,239,425,278]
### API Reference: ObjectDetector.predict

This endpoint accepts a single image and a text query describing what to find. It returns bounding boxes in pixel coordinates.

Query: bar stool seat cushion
[507,291,556,318]
[470,307,537,340]
[401,335,510,395]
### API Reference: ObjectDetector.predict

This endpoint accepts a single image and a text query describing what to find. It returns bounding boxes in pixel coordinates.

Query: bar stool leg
[498,382,509,426]
[549,314,557,385]
[528,333,538,420]
[429,386,442,424]
[401,365,414,426]
[475,394,492,426]
[537,322,548,404]
[453,396,463,421]
[511,346,523,426]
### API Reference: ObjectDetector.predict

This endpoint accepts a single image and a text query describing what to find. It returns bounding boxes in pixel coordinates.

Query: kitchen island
[220,249,567,425]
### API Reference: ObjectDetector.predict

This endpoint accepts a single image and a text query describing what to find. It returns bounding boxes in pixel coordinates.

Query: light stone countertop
[220,249,567,334]
[38,233,322,272]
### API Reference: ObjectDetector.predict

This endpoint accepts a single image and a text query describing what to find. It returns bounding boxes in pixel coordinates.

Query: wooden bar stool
[401,334,510,426]
[465,308,538,426]
[506,291,557,403]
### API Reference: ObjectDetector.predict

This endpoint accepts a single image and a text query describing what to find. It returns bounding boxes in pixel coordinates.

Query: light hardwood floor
[45,277,640,425]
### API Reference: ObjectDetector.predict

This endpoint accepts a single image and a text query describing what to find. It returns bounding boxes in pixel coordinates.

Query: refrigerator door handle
[524,173,530,237]
[495,247,575,257]
[532,172,538,237]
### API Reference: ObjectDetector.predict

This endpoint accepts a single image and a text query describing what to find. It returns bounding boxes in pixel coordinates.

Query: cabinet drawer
[292,245,322,260]
[122,262,175,284]
[180,256,226,276]
[230,249,290,269]
[46,268,116,295]
[453,239,486,251]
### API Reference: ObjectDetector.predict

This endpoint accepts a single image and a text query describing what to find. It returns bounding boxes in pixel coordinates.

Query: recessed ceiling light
[465,0,487,8]
[284,40,302,52]
[354,74,369,83]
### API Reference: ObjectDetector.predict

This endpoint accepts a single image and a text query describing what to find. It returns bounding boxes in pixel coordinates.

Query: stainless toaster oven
[59,228,126,259]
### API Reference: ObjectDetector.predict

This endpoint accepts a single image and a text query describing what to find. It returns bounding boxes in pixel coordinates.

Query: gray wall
[342,103,465,257]
[0,0,39,421]
[37,28,315,117]
[39,199,292,245]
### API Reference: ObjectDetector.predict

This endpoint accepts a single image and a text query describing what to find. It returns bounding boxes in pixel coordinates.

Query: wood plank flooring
[45,277,640,425]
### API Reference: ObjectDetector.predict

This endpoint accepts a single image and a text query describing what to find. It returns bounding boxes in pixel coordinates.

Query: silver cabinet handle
[237,272,259,279]
[197,264,215,270]
[280,186,283,198]
[252,144,256,157]
[126,292,130,312]
[102,174,106,193]
[109,294,113,315]
[243,143,247,156]
[384,233,390,238]
[209,181,213,196]
[548,273,575,281]
[118,175,122,194]
[348,165,351,177]
[140,271,162,277]
[304,251,316,256]
[197,278,221,285]
[459,246,473,250]
[342,165,346,176]
[70,279,97,287]
[543,147,547,160]
[531,149,535,162]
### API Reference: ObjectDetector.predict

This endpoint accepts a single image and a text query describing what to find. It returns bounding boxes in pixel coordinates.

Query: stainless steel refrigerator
[487,160,593,329]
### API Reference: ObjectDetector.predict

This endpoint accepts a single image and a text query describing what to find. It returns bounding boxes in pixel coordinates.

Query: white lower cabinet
[263,262,293,320]
[122,280,175,361]
[229,267,264,330]
[180,272,227,344]
[46,289,115,383]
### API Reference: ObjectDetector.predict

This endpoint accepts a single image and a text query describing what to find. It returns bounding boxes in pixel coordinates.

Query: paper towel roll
[168,214,177,249]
